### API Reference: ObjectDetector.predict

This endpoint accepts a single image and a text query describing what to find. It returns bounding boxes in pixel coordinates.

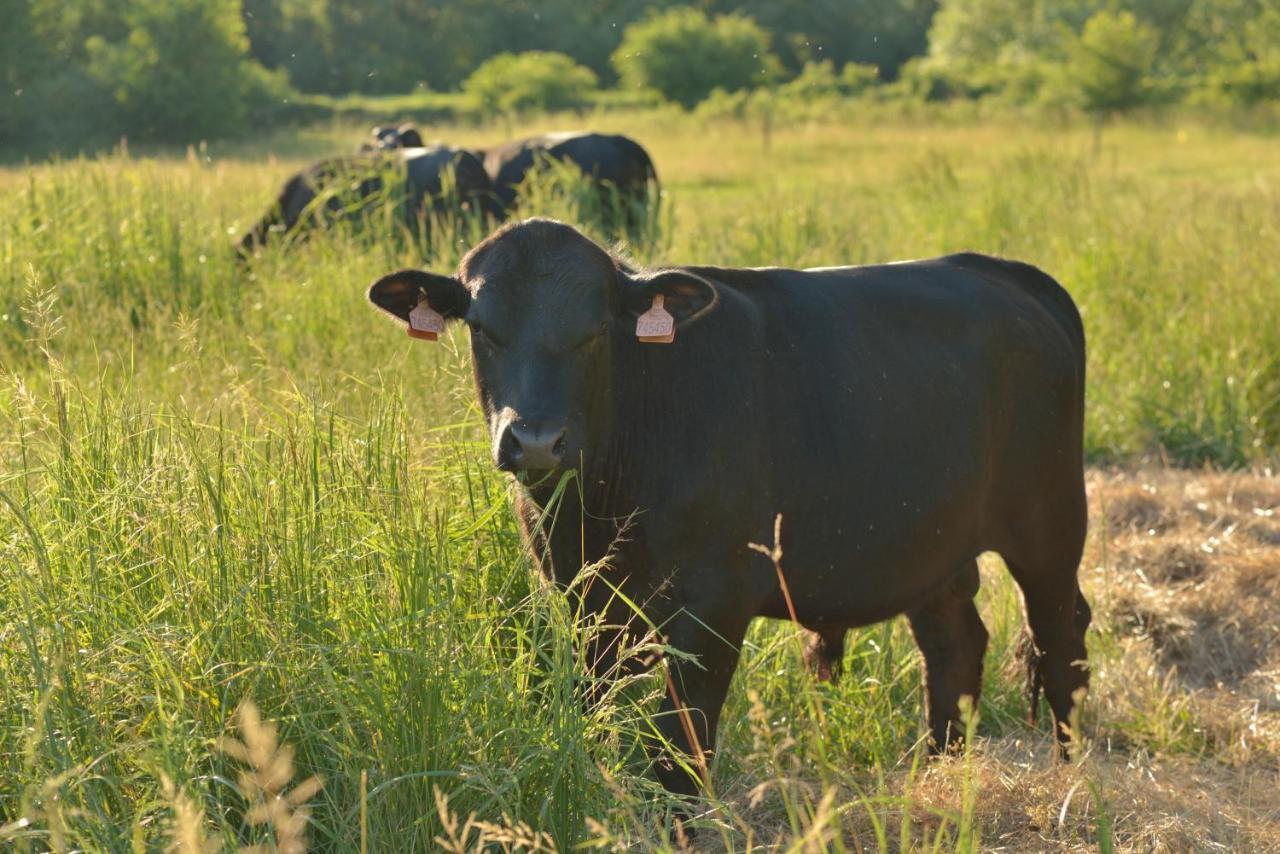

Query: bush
[83,0,287,142]
[1068,10,1159,119]
[463,51,598,116]
[776,60,881,100]
[1200,58,1280,106]
[611,7,782,109]
[1192,7,1280,107]
[840,62,881,95]
[692,87,760,122]
[2,64,116,152]
[891,56,989,102]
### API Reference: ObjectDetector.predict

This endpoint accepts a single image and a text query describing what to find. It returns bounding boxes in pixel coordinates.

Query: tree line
[2,0,1276,150]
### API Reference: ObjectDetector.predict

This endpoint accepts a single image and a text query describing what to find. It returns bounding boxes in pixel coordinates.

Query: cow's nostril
[553,433,568,458]
[495,424,524,472]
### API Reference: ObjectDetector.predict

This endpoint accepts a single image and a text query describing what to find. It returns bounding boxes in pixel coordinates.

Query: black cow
[238,146,497,257]
[366,218,1091,797]
[483,131,658,210]
[365,123,426,151]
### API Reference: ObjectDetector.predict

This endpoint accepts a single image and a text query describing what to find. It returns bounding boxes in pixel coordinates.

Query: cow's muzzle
[495,419,568,474]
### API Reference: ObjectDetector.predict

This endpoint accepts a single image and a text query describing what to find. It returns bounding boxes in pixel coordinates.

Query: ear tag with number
[407,296,445,342]
[636,294,675,344]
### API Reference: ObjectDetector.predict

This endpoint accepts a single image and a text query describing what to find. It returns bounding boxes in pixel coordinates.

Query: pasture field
[2,112,1279,850]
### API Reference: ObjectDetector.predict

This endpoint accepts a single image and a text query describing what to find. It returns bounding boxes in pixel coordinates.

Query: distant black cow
[365,123,425,151]
[483,132,658,211]
[238,146,496,257]
[367,218,1091,797]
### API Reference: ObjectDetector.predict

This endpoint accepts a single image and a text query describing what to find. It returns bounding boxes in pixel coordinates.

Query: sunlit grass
[2,111,1279,850]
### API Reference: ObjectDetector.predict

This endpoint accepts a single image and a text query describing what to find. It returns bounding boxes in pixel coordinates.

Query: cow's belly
[754,493,985,626]
[751,397,992,625]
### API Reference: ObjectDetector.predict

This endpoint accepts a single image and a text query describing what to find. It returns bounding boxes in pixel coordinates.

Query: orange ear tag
[407,296,445,342]
[636,294,675,344]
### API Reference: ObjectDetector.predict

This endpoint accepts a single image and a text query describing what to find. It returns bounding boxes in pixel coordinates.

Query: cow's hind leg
[1002,491,1091,750]
[907,560,988,752]
[802,624,847,682]
[1008,567,1091,750]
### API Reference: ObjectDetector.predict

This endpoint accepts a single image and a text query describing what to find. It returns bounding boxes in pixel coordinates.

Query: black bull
[367,219,1091,796]
[237,146,497,256]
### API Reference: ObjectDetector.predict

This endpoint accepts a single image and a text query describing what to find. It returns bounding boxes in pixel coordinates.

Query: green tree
[918,0,1280,107]
[710,0,937,80]
[1069,10,1158,119]
[463,51,598,115]
[235,0,939,95]
[0,0,45,143]
[84,0,287,142]
[923,0,1101,98]
[612,7,782,108]
[1188,0,1280,105]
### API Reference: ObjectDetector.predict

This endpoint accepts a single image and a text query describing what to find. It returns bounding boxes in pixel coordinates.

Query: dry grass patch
[898,741,1280,852]
[1088,468,1280,718]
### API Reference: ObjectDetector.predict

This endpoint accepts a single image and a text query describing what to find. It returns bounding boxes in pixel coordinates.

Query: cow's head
[367,219,717,478]
[370,124,424,150]
[371,125,400,149]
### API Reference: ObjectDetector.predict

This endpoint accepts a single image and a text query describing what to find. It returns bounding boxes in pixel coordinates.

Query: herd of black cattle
[237,124,658,258]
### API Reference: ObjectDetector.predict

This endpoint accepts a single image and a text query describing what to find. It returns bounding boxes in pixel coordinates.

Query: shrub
[82,0,286,142]
[1068,10,1159,119]
[840,62,881,94]
[611,7,781,109]
[1192,5,1280,108]
[778,60,841,99]
[1199,58,1280,106]
[777,60,881,100]
[462,51,598,116]
[2,64,117,152]
[692,87,758,122]
[891,56,990,102]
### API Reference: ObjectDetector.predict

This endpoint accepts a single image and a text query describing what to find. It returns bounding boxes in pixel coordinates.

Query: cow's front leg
[651,601,750,798]
[579,621,652,710]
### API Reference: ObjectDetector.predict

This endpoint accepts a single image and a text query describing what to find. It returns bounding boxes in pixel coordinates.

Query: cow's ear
[624,269,719,328]
[367,269,470,325]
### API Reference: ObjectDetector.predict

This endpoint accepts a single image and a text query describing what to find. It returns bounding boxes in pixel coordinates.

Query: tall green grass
[1,114,1277,849]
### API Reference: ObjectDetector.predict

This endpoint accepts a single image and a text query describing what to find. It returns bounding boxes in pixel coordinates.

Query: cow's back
[485,133,655,207]
[547,133,655,189]
[403,147,498,216]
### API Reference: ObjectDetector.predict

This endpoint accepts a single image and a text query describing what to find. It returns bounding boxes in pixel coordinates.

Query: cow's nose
[500,421,567,472]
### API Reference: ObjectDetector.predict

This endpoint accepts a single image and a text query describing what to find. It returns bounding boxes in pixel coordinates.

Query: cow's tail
[1018,629,1043,725]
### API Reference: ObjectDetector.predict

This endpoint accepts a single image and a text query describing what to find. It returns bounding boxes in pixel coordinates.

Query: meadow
[1,110,1279,850]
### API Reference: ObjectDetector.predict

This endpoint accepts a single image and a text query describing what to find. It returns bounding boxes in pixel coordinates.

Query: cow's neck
[521,449,637,531]
[519,471,638,587]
